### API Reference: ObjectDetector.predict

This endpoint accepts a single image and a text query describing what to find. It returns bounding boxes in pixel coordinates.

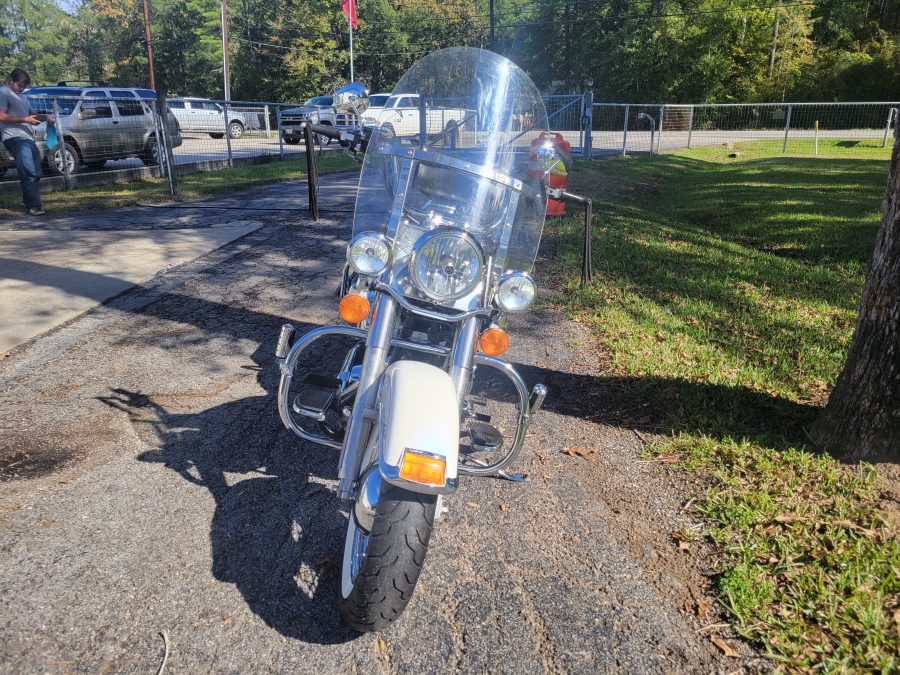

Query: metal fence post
[223,101,234,168]
[52,98,73,191]
[265,104,271,139]
[583,91,593,159]
[782,104,792,154]
[687,105,694,149]
[882,108,897,148]
[155,90,177,195]
[622,105,630,157]
[658,105,665,154]
[277,106,284,160]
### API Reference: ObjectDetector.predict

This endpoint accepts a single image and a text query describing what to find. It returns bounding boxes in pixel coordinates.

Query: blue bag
[46,124,58,149]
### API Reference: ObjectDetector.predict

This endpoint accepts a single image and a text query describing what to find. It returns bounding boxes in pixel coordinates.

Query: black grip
[306,123,344,141]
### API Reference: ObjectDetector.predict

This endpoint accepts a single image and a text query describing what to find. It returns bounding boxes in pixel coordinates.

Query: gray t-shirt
[0,85,37,142]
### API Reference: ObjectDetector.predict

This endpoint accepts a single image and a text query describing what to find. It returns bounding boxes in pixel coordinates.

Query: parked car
[359,92,390,128]
[0,85,182,177]
[374,93,472,138]
[280,96,359,145]
[168,98,247,139]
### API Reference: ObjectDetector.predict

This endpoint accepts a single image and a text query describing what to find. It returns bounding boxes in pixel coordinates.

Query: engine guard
[377,360,459,495]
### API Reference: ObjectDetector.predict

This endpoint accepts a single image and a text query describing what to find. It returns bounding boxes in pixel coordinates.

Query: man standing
[0,68,54,216]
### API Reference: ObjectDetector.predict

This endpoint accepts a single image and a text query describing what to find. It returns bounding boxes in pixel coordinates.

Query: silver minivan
[0,85,183,177]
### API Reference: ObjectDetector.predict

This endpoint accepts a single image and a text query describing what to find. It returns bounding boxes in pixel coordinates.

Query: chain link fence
[588,101,900,157]
[2,93,897,199]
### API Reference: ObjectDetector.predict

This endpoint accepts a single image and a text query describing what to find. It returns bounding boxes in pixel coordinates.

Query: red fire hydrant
[527,132,572,216]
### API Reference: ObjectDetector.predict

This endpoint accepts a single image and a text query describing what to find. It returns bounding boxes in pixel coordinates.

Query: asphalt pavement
[0,173,764,674]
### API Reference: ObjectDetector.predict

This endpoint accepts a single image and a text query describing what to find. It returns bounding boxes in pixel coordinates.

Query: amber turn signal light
[399,451,446,486]
[339,294,371,324]
[479,328,509,356]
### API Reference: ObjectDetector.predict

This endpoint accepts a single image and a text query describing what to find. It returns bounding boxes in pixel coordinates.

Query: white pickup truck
[376,94,472,138]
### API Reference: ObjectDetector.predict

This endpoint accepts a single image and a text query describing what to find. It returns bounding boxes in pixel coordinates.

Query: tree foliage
[0,0,898,104]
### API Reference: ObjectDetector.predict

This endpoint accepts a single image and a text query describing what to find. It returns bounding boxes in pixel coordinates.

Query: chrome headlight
[496,272,536,312]
[410,229,484,301]
[347,232,392,276]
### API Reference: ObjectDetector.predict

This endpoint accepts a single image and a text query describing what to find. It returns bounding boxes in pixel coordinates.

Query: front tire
[229,121,244,139]
[339,483,437,632]
[47,142,79,176]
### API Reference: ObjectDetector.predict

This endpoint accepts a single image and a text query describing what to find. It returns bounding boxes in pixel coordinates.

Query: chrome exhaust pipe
[529,384,548,415]
[275,324,295,359]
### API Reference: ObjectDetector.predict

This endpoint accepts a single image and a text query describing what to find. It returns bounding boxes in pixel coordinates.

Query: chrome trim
[337,294,398,497]
[376,145,543,202]
[495,271,537,313]
[353,463,382,533]
[409,227,486,302]
[457,355,531,477]
[390,337,450,356]
[529,384,548,415]
[371,281,492,322]
[275,323,295,359]
[450,317,479,404]
[277,325,368,451]
[347,231,393,277]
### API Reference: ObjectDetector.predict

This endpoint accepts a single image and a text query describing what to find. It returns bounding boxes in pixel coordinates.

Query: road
[0,174,763,673]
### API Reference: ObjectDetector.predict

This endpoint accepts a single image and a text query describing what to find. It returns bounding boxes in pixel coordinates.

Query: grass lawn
[0,154,361,216]
[543,138,900,672]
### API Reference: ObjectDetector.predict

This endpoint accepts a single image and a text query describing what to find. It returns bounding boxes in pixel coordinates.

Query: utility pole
[141,0,156,90]
[220,0,231,100]
[489,0,495,51]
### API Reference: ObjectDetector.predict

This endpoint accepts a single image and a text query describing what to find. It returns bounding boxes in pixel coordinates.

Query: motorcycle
[275,47,567,632]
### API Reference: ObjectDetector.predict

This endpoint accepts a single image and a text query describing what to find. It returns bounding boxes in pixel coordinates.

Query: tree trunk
[768,8,780,79]
[809,122,900,459]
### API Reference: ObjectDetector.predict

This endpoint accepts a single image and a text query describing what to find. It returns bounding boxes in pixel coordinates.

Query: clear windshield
[352,47,549,275]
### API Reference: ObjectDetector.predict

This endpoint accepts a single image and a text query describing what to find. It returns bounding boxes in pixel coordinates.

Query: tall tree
[809,124,900,458]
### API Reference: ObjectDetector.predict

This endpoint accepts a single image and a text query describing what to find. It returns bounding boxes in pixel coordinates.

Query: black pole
[490,0,495,51]
[582,198,593,285]
[303,123,319,221]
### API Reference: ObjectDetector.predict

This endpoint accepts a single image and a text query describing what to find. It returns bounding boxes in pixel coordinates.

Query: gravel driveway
[0,174,763,674]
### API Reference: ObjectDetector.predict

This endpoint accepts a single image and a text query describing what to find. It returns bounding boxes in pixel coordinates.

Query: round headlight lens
[347,232,392,276]
[410,230,483,300]
[496,272,536,312]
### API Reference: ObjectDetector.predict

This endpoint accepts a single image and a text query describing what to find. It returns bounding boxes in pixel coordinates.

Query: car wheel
[209,133,225,139]
[142,135,163,166]
[47,142,79,176]
[284,137,301,145]
[228,122,244,139]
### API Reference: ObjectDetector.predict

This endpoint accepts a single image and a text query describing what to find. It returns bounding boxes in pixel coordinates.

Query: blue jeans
[3,137,43,210]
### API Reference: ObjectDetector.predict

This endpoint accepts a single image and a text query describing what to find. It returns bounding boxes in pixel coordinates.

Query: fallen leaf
[317,555,340,579]
[378,637,387,653]
[41,520,52,528]
[678,540,691,552]
[572,535,580,543]
[222,615,230,626]
[58,476,74,484]
[664,386,678,397]
[696,601,712,618]
[562,447,597,460]
[0,352,10,360]
[637,415,651,424]
[499,504,508,512]
[466,502,480,508]
[774,513,807,524]
[710,635,740,657]
[684,601,693,614]
[301,485,322,500]
[833,520,878,537]
[536,453,547,464]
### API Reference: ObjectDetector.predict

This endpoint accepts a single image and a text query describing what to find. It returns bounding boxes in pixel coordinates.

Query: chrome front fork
[335,293,398,499]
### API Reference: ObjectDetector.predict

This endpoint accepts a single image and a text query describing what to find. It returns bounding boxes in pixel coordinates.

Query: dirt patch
[0,416,118,482]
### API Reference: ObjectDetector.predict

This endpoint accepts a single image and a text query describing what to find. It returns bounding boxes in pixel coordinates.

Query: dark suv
[0,85,182,177]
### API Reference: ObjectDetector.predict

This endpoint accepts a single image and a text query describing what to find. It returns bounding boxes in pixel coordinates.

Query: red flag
[342,0,357,30]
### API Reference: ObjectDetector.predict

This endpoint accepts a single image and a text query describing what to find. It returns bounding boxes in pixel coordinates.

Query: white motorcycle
[275,47,564,632]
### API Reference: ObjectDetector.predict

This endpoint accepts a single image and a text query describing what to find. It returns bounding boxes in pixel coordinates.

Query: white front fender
[377,360,459,494]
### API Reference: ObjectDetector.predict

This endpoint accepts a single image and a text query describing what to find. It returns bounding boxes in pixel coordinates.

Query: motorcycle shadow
[103,378,360,645]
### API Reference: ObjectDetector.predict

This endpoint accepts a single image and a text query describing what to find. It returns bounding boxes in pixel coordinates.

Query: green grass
[543,139,899,672]
[0,154,361,215]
